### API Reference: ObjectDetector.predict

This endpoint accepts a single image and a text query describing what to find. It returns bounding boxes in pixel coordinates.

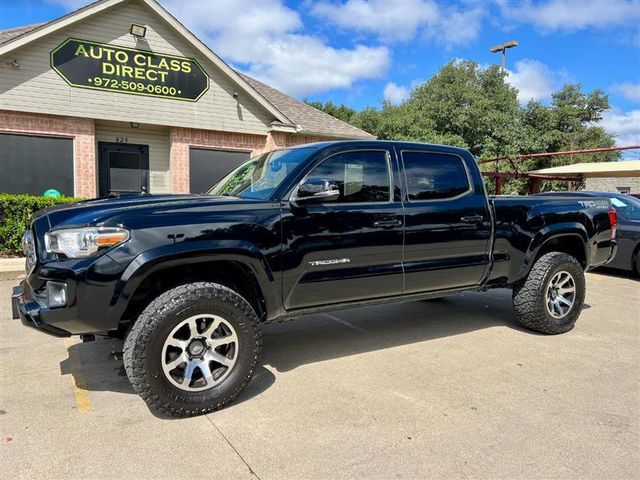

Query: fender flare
[518,223,589,280]
[109,240,278,322]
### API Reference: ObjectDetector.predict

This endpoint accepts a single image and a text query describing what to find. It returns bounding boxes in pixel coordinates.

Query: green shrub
[0,194,81,256]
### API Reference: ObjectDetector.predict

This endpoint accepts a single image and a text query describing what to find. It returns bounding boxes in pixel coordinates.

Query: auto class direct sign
[51,38,209,101]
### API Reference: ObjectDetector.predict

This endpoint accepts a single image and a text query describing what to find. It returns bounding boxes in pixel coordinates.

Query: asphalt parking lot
[1,272,638,480]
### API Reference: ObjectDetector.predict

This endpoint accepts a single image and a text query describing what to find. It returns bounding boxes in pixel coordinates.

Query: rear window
[402,151,469,200]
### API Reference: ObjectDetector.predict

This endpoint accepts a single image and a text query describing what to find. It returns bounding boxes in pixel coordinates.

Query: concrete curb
[0,258,26,282]
[0,272,25,282]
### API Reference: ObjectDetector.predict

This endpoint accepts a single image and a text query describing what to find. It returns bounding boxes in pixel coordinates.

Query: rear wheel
[123,282,262,417]
[512,252,585,334]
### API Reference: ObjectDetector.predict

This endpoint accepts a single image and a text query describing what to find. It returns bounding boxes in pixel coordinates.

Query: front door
[281,148,404,310]
[99,143,149,197]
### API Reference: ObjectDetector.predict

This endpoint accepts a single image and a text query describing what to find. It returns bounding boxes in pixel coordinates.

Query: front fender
[109,240,279,323]
[518,223,589,280]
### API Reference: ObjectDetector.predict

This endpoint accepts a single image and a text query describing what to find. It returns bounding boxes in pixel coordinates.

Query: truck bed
[486,195,615,285]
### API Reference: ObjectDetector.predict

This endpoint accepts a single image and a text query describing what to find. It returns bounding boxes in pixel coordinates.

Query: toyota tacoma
[12,141,618,417]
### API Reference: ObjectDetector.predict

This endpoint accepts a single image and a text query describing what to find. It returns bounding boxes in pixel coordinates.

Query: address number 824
[92,77,178,96]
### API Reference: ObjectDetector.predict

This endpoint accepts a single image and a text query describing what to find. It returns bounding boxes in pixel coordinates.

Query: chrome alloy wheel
[161,314,238,392]
[545,270,576,319]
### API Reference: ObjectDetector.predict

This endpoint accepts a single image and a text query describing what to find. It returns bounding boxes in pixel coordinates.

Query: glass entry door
[99,143,149,197]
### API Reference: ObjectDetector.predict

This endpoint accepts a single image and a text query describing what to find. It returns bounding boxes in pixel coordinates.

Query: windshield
[611,196,640,221]
[207,148,315,199]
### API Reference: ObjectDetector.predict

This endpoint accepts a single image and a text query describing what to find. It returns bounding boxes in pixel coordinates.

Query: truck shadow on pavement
[591,267,639,281]
[261,289,528,373]
[60,288,568,414]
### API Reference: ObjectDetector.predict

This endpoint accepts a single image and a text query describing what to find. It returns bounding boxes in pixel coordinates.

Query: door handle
[460,214,484,224]
[373,219,402,228]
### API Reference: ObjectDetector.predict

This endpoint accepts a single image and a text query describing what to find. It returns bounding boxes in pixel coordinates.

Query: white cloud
[601,108,640,148]
[611,82,640,103]
[383,82,410,104]
[161,0,389,96]
[498,0,640,32]
[428,6,485,47]
[312,0,438,42]
[506,59,562,103]
[246,39,390,96]
[311,0,485,46]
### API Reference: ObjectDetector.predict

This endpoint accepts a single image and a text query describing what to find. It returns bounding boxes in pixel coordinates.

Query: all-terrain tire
[123,282,262,418]
[512,252,585,335]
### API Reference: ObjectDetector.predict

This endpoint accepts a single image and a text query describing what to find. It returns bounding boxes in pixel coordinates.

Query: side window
[308,150,391,203]
[402,151,470,201]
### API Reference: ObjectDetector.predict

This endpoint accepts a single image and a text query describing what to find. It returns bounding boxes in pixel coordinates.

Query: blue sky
[2,1,639,150]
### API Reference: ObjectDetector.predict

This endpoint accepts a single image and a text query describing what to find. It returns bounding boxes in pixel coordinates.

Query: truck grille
[22,230,37,273]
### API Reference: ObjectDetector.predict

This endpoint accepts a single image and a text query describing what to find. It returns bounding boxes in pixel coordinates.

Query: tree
[352,61,523,159]
[350,61,618,194]
[406,61,523,159]
[352,101,466,145]
[521,85,617,166]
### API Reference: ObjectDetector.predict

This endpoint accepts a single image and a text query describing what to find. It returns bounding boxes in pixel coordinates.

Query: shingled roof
[239,73,373,139]
[0,23,45,45]
[0,3,373,140]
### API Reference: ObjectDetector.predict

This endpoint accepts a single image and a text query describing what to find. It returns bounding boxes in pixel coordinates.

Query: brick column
[0,110,96,198]
[169,127,190,194]
[265,131,288,151]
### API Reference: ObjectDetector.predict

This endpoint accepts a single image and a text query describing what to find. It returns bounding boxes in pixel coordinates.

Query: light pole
[490,40,519,72]
[489,40,519,194]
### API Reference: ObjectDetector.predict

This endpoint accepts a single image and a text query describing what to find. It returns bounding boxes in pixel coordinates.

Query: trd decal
[578,200,609,209]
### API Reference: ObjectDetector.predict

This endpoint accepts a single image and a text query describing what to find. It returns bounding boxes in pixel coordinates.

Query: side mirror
[292,178,340,204]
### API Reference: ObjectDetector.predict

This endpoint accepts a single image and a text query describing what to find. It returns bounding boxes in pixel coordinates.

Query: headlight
[22,230,37,270]
[45,227,129,258]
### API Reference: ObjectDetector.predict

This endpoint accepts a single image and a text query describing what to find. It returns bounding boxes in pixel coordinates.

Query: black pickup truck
[13,141,617,417]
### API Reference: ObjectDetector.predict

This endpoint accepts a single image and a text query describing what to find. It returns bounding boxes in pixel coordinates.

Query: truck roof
[284,140,472,157]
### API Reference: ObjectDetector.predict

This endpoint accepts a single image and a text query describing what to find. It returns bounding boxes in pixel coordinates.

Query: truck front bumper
[11,247,131,336]
[12,282,71,337]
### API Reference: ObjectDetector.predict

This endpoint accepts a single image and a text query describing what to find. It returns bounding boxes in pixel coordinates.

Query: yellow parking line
[63,338,93,413]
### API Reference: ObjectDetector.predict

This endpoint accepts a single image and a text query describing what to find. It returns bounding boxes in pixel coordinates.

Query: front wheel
[123,282,262,417]
[512,252,586,334]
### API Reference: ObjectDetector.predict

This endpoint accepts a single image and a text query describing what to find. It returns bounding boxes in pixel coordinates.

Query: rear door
[281,148,404,309]
[400,149,492,292]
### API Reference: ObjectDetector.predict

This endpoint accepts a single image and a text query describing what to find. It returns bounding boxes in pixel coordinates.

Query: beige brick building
[0,0,372,199]
[532,161,640,195]
[585,176,640,194]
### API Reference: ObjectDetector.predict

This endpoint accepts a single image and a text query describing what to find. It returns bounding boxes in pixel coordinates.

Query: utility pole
[490,40,519,72]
